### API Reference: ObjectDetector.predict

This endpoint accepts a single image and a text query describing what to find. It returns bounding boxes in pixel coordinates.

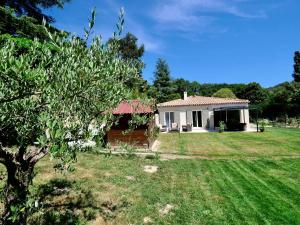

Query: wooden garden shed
[107,100,155,148]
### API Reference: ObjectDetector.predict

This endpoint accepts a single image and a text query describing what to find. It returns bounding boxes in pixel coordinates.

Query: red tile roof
[112,100,153,114]
[157,96,249,107]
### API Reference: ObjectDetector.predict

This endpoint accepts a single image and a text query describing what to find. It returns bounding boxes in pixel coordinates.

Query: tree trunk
[1,161,33,225]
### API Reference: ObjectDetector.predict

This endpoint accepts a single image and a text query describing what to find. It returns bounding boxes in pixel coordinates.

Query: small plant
[259,119,268,132]
[219,121,226,133]
[118,142,136,158]
[154,152,160,160]
[152,126,160,139]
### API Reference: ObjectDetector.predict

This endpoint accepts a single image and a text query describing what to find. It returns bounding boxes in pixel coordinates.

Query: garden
[1,128,299,224]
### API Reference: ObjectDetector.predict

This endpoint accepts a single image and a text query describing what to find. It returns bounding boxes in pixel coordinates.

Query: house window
[192,111,202,127]
[165,112,174,128]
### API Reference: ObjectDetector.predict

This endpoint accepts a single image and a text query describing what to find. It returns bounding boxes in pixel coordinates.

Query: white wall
[157,103,249,131]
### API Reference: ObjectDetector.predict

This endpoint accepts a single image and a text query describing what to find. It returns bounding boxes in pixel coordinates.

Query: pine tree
[0,0,71,23]
[0,6,60,40]
[153,58,175,103]
[293,51,300,82]
[109,32,146,91]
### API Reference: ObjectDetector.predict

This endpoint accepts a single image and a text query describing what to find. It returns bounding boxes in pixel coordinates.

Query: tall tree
[188,81,201,95]
[0,9,139,225]
[115,32,144,60]
[0,6,60,40]
[213,88,237,98]
[109,32,146,91]
[236,82,268,105]
[293,51,300,82]
[153,58,175,103]
[0,0,71,23]
[174,78,190,98]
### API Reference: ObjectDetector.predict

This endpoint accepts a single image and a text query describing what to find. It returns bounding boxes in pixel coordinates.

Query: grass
[157,127,300,157]
[0,128,300,224]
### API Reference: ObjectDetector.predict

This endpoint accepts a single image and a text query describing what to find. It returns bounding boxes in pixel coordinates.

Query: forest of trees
[149,57,300,120]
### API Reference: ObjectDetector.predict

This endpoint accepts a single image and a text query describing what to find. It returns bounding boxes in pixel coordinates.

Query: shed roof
[112,100,153,114]
[157,96,249,107]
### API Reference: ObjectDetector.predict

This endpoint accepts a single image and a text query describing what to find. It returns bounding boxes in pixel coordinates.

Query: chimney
[183,91,188,100]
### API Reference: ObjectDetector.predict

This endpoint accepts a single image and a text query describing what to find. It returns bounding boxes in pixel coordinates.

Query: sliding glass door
[165,112,174,129]
[192,111,202,128]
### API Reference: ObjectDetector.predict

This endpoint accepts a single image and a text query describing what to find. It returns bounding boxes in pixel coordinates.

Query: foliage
[152,58,175,103]
[0,6,61,40]
[212,88,236,98]
[171,79,248,99]
[108,32,147,92]
[124,114,149,134]
[270,117,300,128]
[152,126,160,139]
[118,142,137,157]
[0,0,71,23]
[110,32,144,60]
[0,8,140,224]
[174,78,190,98]
[146,124,160,148]
[218,121,226,133]
[198,83,246,97]
[258,119,268,132]
[293,51,300,82]
[264,82,300,118]
[236,82,268,105]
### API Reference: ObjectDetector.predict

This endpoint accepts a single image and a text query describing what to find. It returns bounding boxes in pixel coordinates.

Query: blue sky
[46,0,300,87]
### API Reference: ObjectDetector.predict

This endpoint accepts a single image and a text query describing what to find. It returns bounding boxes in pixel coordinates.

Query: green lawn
[156,127,300,157]
[0,128,300,224]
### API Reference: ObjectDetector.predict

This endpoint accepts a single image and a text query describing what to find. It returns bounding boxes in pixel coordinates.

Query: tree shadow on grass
[28,178,131,225]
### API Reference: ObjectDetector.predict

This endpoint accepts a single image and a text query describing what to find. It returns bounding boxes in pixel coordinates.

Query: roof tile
[157,96,249,107]
[112,100,153,114]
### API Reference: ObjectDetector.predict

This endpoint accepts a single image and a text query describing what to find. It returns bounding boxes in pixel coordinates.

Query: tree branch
[0,91,42,104]
[25,146,49,165]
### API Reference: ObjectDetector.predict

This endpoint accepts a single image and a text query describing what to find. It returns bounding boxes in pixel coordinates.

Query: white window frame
[165,111,175,128]
[192,110,203,128]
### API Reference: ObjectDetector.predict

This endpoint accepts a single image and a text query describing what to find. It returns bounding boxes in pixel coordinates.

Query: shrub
[259,119,269,132]
[219,121,226,133]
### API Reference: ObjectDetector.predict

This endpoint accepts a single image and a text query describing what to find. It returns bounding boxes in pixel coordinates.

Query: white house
[156,92,250,132]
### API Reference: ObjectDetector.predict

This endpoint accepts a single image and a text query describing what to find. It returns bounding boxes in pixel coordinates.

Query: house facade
[156,92,250,132]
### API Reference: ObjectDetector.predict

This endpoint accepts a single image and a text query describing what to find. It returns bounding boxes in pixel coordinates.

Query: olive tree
[0,9,139,224]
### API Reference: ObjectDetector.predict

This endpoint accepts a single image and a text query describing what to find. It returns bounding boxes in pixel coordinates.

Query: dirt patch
[103,172,115,177]
[144,165,158,173]
[159,204,174,216]
[125,176,136,181]
[160,154,196,161]
[90,216,106,225]
[143,216,153,224]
